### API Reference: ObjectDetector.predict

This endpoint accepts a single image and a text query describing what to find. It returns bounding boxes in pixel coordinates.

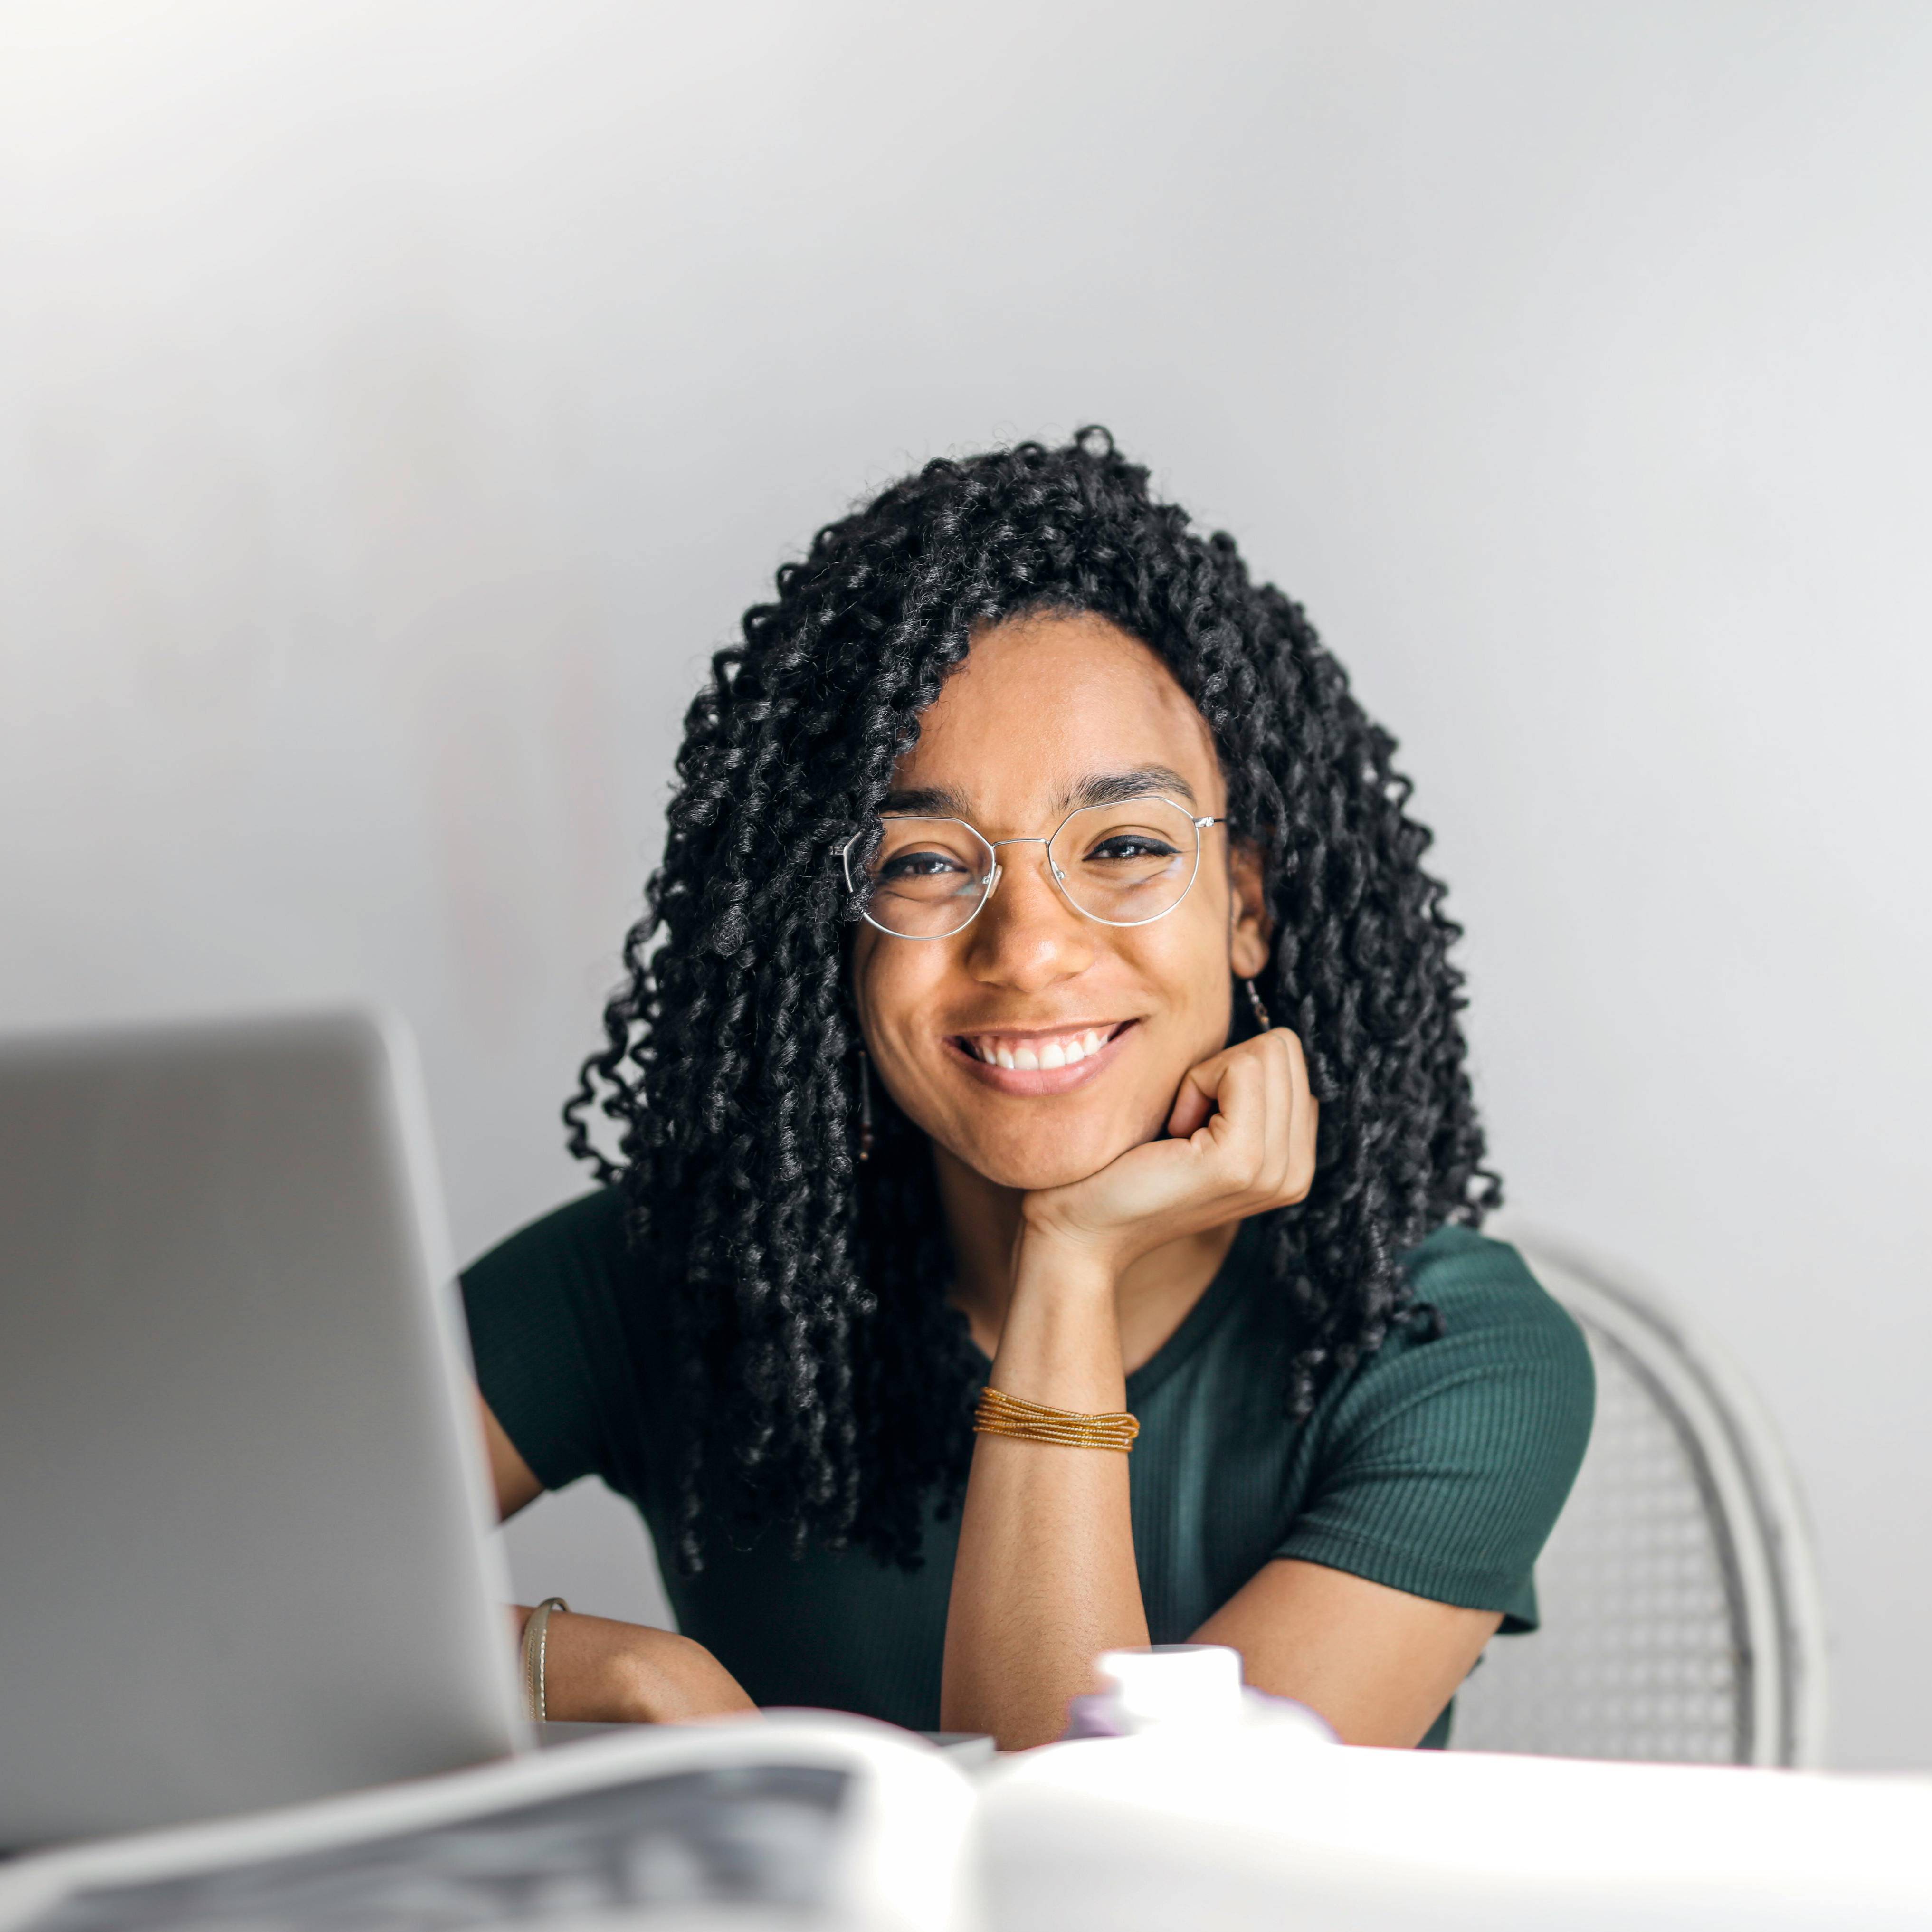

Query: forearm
[940,1242,1148,1748]
[513,1607,756,1723]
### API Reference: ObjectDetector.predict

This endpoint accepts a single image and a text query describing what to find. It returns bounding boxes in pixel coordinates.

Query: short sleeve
[1273,1228,1595,1631]
[459,1188,631,1496]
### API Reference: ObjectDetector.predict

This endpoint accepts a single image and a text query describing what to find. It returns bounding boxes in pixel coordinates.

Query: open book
[4,1707,1931,1932]
[0,1719,974,1932]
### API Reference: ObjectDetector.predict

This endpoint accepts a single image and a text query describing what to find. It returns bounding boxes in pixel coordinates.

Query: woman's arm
[480,1395,756,1723]
[1196,1559,1500,1746]
[944,1386,1499,1747]
[481,1395,544,1520]
[512,1604,757,1723]
[939,1237,1145,1747]
[940,1030,1504,1750]
[942,1032,1317,1748]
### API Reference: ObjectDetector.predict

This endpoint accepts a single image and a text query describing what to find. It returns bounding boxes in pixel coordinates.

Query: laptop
[0,1010,526,1851]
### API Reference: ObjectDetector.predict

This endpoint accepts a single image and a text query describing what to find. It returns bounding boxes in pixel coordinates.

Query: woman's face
[851,611,1268,1191]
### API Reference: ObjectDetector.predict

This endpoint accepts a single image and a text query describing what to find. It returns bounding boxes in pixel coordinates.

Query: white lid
[1095,1644,1246,1730]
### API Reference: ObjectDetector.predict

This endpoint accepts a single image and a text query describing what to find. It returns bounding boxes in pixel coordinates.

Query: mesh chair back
[1450,1238,1827,1767]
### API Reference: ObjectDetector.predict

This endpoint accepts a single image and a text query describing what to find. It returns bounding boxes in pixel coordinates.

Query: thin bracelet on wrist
[521,1596,569,1723]
[973,1385,1139,1453]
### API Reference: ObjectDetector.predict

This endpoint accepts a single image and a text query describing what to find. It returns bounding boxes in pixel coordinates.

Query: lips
[945,1019,1134,1092]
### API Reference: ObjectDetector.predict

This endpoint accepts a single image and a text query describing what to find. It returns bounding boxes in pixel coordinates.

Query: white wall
[3,0,1927,1766]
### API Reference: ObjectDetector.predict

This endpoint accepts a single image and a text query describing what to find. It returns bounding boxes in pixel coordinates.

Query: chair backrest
[1449,1236,1827,1767]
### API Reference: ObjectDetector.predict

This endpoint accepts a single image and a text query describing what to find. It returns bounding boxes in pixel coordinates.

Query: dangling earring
[856,1047,875,1163]
[1243,978,1272,1033]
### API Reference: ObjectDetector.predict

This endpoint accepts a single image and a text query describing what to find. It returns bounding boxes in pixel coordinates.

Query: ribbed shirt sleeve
[1273,1229,1595,1630]
[458,1189,624,1496]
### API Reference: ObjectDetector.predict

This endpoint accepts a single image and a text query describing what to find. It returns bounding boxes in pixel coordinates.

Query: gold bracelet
[521,1596,569,1723]
[973,1385,1140,1453]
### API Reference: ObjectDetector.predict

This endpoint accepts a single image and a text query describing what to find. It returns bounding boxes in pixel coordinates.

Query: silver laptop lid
[0,1009,525,1850]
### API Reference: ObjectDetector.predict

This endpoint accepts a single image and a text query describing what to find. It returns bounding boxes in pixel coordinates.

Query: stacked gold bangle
[973,1385,1140,1453]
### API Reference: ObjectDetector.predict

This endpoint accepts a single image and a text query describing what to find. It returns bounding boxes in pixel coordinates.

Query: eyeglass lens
[851,796,1202,938]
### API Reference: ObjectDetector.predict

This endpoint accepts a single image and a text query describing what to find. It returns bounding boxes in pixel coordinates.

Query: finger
[1165,1044,1236,1139]
[1197,1048,1270,1187]
[1166,1070,1211,1141]
[1259,1029,1293,1188]
[1280,1028,1319,1202]
[1165,1031,1266,1140]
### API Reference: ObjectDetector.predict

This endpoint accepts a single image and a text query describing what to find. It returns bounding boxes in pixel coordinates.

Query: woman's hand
[514,1607,757,1724]
[1020,1028,1319,1278]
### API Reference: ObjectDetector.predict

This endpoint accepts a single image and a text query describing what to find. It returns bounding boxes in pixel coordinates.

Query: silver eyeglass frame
[838,794,1229,940]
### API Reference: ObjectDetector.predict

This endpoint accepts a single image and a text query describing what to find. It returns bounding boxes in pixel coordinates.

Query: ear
[1227,836,1271,980]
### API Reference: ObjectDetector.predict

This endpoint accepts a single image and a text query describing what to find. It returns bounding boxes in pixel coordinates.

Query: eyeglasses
[839,794,1228,941]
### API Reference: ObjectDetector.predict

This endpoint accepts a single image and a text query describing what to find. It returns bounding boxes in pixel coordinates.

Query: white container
[1093,1644,1245,1732]
[1070,1644,1336,1743]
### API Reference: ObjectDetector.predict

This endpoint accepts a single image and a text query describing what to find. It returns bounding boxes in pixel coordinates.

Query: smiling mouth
[947,1019,1134,1080]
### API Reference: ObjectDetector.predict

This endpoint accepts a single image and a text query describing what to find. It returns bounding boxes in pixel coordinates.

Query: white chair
[1450,1235,1828,1767]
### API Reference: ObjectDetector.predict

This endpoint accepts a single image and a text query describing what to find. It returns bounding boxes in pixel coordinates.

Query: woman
[464,429,1593,1751]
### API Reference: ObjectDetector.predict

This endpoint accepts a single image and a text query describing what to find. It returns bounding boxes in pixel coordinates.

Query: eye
[1086,833,1181,864]
[879,847,973,881]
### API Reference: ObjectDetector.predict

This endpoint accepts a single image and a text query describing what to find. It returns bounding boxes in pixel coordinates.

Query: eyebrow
[879,783,973,817]
[1058,766,1200,812]
[878,766,1201,822]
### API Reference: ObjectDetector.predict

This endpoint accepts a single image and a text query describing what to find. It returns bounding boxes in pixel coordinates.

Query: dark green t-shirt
[462,1190,1593,1746]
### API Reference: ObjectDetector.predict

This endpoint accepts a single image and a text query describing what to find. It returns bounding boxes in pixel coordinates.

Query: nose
[961,841,1095,991]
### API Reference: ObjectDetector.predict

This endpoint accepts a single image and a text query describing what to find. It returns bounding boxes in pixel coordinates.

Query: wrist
[612,1629,753,1723]
[994,1235,1128,1409]
[1011,1225,1122,1303]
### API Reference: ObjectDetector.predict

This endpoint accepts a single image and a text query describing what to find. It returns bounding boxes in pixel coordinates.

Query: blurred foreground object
[4,1693,1924,1932]
[1453,1237,1827,1766]
[0,1010,523,1848]
[1067,1644,1335,1745]
[0,1718,979,1932]
[982,1725,1932,1931]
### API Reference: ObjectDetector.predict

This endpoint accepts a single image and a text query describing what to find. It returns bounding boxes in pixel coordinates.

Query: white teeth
[970,1029,1115,1071]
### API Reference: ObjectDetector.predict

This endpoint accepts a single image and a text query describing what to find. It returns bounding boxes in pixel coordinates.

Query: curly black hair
[564,428,1498,1572]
